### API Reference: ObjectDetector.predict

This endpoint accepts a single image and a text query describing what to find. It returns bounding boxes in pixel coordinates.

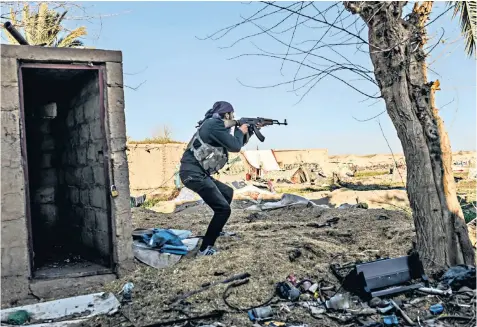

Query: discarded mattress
[245,193,329,211]
[132,228,199,269]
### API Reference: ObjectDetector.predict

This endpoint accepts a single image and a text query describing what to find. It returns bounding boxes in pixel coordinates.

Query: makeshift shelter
[1,45,134,303]
[242,150,280,178]
[264,167,309,184]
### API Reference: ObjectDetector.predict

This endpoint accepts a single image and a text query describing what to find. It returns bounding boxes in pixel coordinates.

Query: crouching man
[179,101,250,256]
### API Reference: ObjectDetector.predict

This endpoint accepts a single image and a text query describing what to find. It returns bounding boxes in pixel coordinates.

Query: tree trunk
[344,1,475,269]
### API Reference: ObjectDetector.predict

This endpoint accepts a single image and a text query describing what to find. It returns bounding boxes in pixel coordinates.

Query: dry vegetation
[127,126,183,145]
[92,204,416,327]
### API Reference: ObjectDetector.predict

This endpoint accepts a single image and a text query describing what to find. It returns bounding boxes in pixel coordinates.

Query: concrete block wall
[62,75,110,263]
[28,115,60,260]
[105,61,135,275]
[1,56,31,302]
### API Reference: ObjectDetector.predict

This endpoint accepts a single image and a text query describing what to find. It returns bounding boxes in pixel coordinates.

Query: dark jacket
[180,117,245,175]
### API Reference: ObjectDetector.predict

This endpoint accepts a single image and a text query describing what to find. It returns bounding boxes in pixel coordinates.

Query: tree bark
[344,1,475,269]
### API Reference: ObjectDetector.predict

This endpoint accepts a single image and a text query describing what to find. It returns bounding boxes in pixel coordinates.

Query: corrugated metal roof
[242,150,281,171]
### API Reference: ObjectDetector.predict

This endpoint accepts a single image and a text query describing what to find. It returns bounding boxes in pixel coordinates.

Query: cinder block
[66,110,75,128]
[93,230,110,255]
[95,210,109,232]
[1,57,18,84]
[1,276,30,304]
[1,138,22,169]
[81,228,94,249]
[40,168,57,186]
[1,191,25,222]
[74,104,84,124]
[83,96,100,122]
[39,204,58,224]
[90,187,107,209]
[79,124,90,144]
[38,120,51,134]
[117,238,134,263]
[39,102,57,118]
[69,187,79,204]
[110,137,127,153]
[1,85,20,111]
[34,186,55,204]
[1,218,28,249]
[64,169,75,185]
[80,189,89,205]
[90,122,104,140]
[1,110,20,139]
[1,165,24,193]
[73,206,84,226]
[78,148,87,165]
[113,211,132,239]
[93,165,105,186]
[108,110,126,139]
[1,246,30,277]
[106,87,124,113]
[82,166,94,185]
[68,151,78,166]
[71,128,79,145]
[105,62,124,87]
[41,135,55,151]
[40,153,53,168]
[84,208,96,229]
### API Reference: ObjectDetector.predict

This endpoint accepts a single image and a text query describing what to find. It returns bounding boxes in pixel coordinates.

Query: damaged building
[1,45,134,303]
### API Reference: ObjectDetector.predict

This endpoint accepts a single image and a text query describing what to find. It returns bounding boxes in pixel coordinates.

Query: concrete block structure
[1,45,134,304]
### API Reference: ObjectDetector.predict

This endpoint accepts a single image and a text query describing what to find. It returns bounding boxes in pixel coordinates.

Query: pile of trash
[163,260,476,327]
[132,228,200,269]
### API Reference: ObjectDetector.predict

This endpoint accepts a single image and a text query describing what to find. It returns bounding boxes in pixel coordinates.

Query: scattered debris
[245,193,324,211]
[440,265,476,290]
[288,248,302,262]
[325,293,350,310]
[6,310,30,325]
[389,299,414,325]
[429,303,444,315]
[306,217,339,229]
[0,293,120,326]
[248,306,273,322]
[170,272,250,305]
[119,282,134,303]
[383,314,399,326]
[332,253,428,300]
[276,281,301,301]
[132,228,200,269]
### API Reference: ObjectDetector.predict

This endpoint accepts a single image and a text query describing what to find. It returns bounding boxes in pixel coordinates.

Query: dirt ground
[85,200,440,327]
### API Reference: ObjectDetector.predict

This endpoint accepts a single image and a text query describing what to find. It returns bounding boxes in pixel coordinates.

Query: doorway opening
[20,64,113,279]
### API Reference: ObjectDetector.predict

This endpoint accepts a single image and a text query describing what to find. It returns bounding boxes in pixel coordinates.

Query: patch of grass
[277,184,339,195]
[354,170,390,178]
[142,198,162,208]
[127,126,183,144]
[127,137,183,145]
[140,189,180,208]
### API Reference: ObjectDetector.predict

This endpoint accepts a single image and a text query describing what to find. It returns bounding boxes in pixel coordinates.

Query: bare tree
[201,1,475,269]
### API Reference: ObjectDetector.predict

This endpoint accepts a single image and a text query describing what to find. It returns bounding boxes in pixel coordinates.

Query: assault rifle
[224,117,288,142]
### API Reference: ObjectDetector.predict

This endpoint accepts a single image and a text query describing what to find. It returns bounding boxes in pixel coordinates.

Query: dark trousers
[179,170,233,250]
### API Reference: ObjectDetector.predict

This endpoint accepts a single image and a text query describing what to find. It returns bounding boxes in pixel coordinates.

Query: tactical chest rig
[187,120,228,175]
